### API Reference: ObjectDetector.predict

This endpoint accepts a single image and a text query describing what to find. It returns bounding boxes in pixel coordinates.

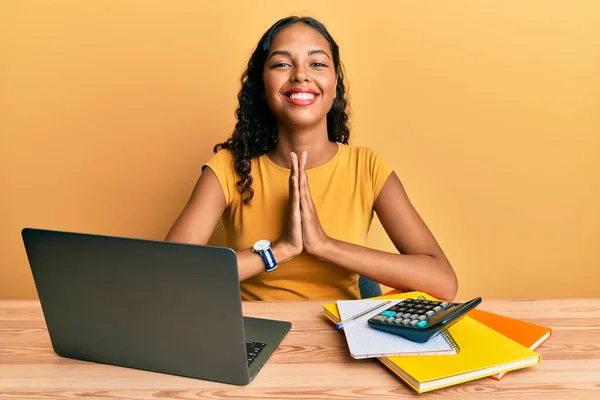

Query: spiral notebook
[336,299,458,359]
[324,292,541,392]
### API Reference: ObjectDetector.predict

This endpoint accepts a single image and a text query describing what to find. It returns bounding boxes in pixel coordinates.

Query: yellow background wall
[1,1,599,300]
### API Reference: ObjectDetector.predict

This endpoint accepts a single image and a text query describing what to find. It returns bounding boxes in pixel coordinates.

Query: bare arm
[304,170,458,302]
[165,164,298,281]
[165,167,227,245]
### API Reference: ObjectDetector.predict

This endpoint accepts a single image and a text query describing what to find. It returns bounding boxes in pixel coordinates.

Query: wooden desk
[1,299,599,399]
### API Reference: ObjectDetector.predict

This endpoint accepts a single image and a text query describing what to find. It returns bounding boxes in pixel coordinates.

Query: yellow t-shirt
[203,142,393,301]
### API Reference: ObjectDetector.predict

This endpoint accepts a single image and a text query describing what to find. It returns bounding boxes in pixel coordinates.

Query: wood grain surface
[1,299,599,399]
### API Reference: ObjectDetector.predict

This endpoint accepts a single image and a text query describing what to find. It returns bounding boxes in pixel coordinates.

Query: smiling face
[262,23,338,129]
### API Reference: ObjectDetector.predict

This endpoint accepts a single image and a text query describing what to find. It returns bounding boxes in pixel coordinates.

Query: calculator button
[368,297,482,343]
[381,310,396,317]
[372,315,387,322]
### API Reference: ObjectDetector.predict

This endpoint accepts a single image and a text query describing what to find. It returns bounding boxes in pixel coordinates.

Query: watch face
[253,239,271,252]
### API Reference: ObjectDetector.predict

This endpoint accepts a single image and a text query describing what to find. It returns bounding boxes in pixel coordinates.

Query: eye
[271,62,290,68]
[311,62,328,68]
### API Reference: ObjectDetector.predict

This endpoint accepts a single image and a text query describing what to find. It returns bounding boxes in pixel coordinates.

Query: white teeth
[289,92,316,100]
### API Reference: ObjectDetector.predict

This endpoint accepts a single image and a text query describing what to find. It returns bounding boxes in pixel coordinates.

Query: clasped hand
[278,151,330,259]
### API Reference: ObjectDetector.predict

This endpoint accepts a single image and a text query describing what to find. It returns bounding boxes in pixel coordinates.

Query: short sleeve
[202,149,237,208]
[368,148,394,201]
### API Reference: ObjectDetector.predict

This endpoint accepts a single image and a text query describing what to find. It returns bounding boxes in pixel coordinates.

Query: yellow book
[322,291,542,393]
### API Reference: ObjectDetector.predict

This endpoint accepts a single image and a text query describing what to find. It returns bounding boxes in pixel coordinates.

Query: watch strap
[259,247,278,272]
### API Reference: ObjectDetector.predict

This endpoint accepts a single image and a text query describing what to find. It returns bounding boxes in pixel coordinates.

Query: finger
[291,154,300,214]
[289,152,297,179]
[288,152,296,211]
[302,151,307,171]
[292,152,300,181]
[299,174,311,216]
[299,151,307,190]
[305,173,314,203]
[302,151,308,185]
[302,176,313,210]
[298,152,306,208]
[288,153,294,192]
[300,152,316,209]
[291,153,300,196]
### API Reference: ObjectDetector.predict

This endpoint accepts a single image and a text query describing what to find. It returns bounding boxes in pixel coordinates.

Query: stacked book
[321,291,551,393]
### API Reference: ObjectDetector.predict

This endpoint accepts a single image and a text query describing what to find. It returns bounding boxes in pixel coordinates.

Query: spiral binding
[416,295,461,354]
[441,331,461,353]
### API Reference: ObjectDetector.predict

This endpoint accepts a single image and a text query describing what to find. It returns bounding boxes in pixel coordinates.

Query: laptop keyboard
[246,340,267,366]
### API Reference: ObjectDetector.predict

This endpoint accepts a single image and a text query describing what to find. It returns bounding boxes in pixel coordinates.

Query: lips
[283,88,320,106]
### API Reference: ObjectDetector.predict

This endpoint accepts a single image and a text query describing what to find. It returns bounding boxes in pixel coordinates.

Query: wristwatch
[252,239,278,272]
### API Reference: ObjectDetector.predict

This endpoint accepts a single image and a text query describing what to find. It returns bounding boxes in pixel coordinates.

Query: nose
[290,65,311,83]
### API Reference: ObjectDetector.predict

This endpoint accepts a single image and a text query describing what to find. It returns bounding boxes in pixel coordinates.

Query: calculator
[367,297,482,343]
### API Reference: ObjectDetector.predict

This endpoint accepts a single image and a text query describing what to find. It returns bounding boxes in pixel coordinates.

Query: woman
[166,16,458,302]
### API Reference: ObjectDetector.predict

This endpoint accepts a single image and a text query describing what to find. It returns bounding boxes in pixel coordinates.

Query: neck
[269,120,339,169]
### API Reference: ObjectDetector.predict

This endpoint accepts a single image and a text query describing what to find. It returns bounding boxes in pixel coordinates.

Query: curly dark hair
[213,16,351,204]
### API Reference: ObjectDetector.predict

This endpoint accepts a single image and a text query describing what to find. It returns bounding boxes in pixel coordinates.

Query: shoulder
[202,148,239,206]
[204,147,235,169]
[202,148,240,181]
[340,143,390,167]
[340,143,393,199]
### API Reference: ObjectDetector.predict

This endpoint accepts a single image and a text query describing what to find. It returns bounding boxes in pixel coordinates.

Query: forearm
[316,238,458,302]
[236,241,296,281]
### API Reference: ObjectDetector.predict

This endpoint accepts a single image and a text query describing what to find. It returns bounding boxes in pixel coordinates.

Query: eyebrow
[267,49,331,60]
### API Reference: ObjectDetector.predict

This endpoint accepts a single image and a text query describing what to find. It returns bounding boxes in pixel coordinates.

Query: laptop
[21,227,291,385]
